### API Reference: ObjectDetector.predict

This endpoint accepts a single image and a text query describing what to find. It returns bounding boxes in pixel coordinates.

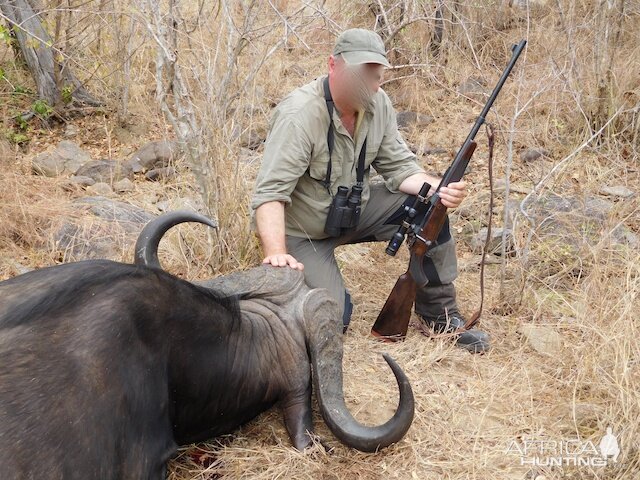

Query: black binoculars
[324,185,363,237]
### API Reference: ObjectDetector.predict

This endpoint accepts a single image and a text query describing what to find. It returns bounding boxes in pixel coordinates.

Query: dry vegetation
[1,0,639,479]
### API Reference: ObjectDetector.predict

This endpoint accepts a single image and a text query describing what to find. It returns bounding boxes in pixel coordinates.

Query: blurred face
[329,55,385,111]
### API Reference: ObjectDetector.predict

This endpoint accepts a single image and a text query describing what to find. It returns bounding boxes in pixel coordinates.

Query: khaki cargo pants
[286,183,459,330]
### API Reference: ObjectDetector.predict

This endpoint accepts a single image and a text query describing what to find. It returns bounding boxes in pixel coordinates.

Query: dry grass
[1,1,639,479]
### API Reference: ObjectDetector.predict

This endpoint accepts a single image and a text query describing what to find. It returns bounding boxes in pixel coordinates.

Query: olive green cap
[333,28,391,67]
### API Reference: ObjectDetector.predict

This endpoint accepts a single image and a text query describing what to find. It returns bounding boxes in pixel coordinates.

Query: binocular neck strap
[322,76,367,191]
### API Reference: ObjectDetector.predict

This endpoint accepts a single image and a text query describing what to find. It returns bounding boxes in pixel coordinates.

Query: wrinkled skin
[0,211,414,480]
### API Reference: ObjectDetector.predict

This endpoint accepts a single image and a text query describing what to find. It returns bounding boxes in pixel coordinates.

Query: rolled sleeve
[251,115,312,211]
[372,100,425,192]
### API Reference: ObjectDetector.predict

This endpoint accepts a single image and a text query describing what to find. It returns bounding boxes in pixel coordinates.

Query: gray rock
[583,196,614,222]
[457,77,487,99]
[503,198,522,230]
[0,139,13,161]
[60,175,96,192]
[145,167,177,181]
[513,0,551,10]
[239,147,261,165]
[285,64,307,77]
[599,185,635,198]
[75,159,134,183]
[523,194,615,232]
[68,176,96,187]
[113,178,135,193]
[126,140,180,171]
[396,111,434,130]
[76,196,155,224]
[518,324,563,355]
[52,197,156,261]
[520,148,550,163]
[240,129,264,150]
[156,197,205,213]
[113,126,134,145]
[86,182,113,196]
[552,402,602,432]
[612,225,640,248]
[63,124,80,138]
[471,227,514,255]
[519,192,634,275]
[422,146,448,156]
[32,141,92,177]
[127,157,144,173]
[523,193,574,218]
[4,259,34,275]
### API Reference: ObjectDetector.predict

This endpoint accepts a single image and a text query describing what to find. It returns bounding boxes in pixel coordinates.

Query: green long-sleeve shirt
[251,75,424,239]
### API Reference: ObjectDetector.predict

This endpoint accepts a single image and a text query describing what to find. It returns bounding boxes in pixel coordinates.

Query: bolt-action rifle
[371,40,527,340]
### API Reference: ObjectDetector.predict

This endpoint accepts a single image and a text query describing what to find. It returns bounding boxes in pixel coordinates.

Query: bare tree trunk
[0,0,101,108]
[430,0,444,57]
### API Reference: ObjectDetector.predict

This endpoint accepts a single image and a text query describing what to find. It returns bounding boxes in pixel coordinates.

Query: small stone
[113,126,133,145]
[145,167,177,181]
[285,64,307,77]
[396,111,434,130]
[517,324,563,355]
[69,176,96,187]
[240,129,264,150]
[423,146,447,156]
[520,148,550,163]
[0,138,13,161]
[86,182,113,196]
[583,196,614,221]
[113,178,135,193]
[155,196,205,213]
[155,200,170,212]
[75,159,133,183]
[471,227,514,255]
[127,140,180,171]
[493,179,529,195]
[239,147,261,165]
[457,77,487,99]
[611,225,640,248]
[599,185,634,198]
[63,124,79,138]
[5,260,33,275]
[127,157,144,173]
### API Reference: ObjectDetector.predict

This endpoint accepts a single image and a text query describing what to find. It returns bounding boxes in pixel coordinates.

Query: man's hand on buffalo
[262,253,304,271]
[255,200,304,271]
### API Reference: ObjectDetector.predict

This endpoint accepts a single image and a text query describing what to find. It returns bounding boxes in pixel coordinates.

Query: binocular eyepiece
[324,185,363,237]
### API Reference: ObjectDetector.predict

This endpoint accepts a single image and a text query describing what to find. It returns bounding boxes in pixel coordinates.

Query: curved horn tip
[134,210,218,268]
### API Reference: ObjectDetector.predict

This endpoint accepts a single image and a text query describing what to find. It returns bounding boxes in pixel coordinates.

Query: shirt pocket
[307,151,342,185]
[365,141,381,172]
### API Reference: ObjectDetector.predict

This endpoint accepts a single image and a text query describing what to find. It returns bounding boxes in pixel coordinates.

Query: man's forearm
[399,172,467,209]
[398,173,441,196]
[255,201,288,256]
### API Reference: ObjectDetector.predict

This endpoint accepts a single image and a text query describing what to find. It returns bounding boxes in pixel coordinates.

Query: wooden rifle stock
[371,272,416,340]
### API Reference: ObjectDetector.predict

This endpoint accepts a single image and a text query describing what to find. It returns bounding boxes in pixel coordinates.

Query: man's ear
[328,55,336,74]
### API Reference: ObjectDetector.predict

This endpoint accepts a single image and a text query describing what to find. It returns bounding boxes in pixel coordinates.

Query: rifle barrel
[438,39,526,190]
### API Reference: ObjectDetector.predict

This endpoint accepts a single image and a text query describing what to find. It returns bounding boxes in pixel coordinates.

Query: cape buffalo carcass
[0,211,414,479]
